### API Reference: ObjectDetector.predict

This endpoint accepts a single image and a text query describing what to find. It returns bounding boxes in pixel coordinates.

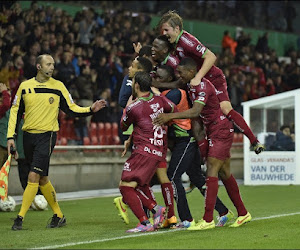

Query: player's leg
[188,156,223,231]
[119,154,162,232]
[219,160,251,227]
[156,164,175,222]
[221,100,264,154]
[186,154,233,226]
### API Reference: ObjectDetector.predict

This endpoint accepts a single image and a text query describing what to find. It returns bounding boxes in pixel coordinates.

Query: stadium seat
[104,122,112,136]
[83,136,90,145]
[89,122,97,137]
[112,122,119,137]
[97,122,105,137]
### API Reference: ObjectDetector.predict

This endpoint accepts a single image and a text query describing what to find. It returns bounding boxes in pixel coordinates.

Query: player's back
[176,31,223,81]
[125,93,175,161]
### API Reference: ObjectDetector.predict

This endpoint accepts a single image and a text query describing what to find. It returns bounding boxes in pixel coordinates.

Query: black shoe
[47,214,66,228]
[12,215,23,230]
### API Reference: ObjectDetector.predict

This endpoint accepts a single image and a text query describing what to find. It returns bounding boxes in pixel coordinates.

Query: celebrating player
[153,58,251,230]
[119,71,177,233]
[157,10,264,154]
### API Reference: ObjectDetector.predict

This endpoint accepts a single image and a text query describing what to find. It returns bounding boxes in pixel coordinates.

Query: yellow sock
[19,182,39,218]
[40,181,63,218]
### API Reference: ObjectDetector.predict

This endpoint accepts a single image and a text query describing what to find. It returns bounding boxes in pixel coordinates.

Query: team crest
[49,97,54,104]
[150,103,160,113]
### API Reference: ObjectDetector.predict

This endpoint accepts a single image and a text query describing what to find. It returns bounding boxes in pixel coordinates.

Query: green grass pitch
[1,185,300,249]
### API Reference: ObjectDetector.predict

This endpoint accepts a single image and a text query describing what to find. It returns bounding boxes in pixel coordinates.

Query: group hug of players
[113,10,265,233]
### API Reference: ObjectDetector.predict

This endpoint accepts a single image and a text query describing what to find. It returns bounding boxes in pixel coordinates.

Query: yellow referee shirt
[7,77,92,138]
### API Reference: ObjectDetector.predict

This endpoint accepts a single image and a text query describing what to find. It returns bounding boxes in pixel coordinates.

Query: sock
[199,184,229,216]
[19,182,39,218]
[226,110,257,145]
[136,188,157,211]
[120,186,148,223]
[138,185,156,202]
[40,181,63,218]
[222,174,247,216]
[138,185,156,217]
[203,177,218,223]
[161,183,175,218]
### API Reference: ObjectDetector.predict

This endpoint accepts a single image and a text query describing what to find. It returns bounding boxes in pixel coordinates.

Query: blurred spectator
[55,51,75,88]
[270,125,295,151]
[256,32,269,54]
[78,7,96,46]
[222,30,237,56]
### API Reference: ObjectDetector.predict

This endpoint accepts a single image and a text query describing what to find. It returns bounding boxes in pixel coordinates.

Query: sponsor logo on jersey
[168,56,177,66]
[181,35,195,47]
[215,90,224,95]
[49,97,54,104]
[127,100,141,111]
[196,44,206,54]
[123,162,131,172]
[150,103,160,113]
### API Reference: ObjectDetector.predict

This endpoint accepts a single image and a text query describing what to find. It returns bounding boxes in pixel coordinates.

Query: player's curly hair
[158,10,183,31]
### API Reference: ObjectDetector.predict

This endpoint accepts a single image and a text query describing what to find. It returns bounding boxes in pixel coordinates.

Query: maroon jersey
[187,78,231,132]
[175,30,224,83]
[120,92,176,161]
[162,53,180,71]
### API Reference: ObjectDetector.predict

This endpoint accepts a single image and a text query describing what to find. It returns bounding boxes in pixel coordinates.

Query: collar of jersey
[175,30,184,45]
[161,53,170,65]
[138,92,153,101]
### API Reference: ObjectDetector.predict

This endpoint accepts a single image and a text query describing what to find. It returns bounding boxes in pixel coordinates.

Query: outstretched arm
[190,49,216,86]
[91,99,107,112]
[153,102,203,126]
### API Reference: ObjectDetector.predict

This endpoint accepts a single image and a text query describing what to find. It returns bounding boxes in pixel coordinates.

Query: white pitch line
[29,212,300,250]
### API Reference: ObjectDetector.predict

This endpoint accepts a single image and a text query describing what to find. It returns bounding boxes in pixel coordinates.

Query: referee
[7,54,107,230]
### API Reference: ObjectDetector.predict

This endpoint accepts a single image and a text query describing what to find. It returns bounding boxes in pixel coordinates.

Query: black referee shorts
[23,131,57,176]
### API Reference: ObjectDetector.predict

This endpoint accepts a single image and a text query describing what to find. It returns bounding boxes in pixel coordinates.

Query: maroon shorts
[210,74,230,103]
[121,152,162,186]
[207,122,234,161]
[157,161,167,169]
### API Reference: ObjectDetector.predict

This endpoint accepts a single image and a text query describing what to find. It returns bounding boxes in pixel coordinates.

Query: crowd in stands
[0,1,299,145]
[84,0,298,33]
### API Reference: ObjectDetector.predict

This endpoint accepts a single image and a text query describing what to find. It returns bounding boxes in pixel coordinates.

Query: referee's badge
[49,97,54,104]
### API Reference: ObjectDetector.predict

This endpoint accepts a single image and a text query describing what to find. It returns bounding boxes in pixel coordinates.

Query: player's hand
[153,113,171,126]
[133,42,142,54]
[121,138,131,157]
[0,82,7,92]
[91,99,107,112]
[7,139,19,159]
[190,76,201,86]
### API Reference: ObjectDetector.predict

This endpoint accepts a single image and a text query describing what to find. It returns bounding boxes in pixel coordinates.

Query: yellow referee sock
[19,182,39,218]
[40,181,63,218]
